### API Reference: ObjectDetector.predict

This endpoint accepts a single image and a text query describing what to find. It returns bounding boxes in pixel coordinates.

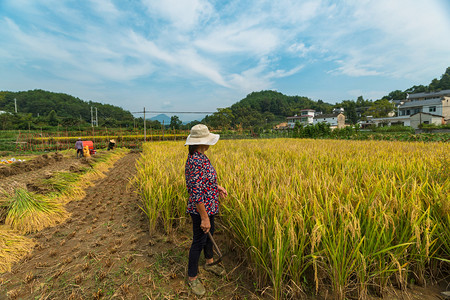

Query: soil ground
[0,152,447,299]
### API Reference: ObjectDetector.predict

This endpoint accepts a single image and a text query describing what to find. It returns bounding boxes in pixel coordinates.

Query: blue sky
[1,0,449,121]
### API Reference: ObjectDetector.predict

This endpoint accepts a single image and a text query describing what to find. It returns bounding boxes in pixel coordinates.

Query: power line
[131,111,216,114]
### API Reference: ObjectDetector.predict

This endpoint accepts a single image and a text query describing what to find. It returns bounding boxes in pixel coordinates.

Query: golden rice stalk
[0,225,35,273]
[133,138,449,299]
[2,189,69,234]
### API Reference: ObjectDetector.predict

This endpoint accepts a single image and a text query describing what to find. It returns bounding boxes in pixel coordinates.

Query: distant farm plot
[0,129,188,152]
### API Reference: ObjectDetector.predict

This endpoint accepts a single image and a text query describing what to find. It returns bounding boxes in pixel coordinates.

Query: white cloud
[227,57,304,92]
[348,89,385,101]
[126,31,176,64]
[288,43,314,57]
[175,48,229,87]
[329,59,382,77]
[141,0,213,30]
[268,65,304,79]
[228,59,272,92]
[317,0,450,78]
[88,0,121,20]
[1,0,450,110]
[194,25,279,55]
[2,18,74,62]
[268,0,322,24]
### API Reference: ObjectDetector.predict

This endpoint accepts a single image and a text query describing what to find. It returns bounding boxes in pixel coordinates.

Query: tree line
[0,89,134,130]
[1,67,448,131]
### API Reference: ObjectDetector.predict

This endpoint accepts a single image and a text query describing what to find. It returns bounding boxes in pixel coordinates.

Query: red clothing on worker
[185,151,219,216]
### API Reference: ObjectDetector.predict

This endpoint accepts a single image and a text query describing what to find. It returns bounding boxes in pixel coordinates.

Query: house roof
[400,98,442,108]
[410,112,443,118]
[314,113,342,119]
[287,115,313,119]
[370,115,411,121]
[408,89,450,99]
[274,122,288,129]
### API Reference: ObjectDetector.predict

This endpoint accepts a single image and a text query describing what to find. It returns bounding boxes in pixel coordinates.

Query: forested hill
[203,90,334,128]
[403,66,450,94]
[0,89,133,122]
[232,90,333,117]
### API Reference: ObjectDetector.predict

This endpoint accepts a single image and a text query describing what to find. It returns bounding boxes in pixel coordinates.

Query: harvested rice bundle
[0,225,35,273]
[1,188,69,234]
[42,171,87,204]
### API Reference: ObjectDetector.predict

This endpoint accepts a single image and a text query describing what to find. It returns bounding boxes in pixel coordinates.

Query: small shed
[410,112,444,129]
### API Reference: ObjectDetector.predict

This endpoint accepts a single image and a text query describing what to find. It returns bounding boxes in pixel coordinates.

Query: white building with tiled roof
[366,89,450,128]
[287,109,315,128]
[313,113,346,129]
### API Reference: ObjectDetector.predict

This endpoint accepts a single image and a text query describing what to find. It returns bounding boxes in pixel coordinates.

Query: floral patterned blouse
[185,151,219,215]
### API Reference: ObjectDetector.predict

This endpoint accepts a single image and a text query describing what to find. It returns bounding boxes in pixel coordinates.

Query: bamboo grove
[132,139,449,299]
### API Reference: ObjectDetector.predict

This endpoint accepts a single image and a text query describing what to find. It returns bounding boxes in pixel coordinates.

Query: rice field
[132,139,449,299]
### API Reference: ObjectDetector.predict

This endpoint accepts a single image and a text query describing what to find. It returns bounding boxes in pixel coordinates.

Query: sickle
[206,231,223,266]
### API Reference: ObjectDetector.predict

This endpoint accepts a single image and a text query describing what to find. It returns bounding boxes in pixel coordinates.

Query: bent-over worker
[75,138,83,158]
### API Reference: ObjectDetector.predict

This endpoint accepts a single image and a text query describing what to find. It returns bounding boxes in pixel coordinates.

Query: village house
[313,112,346,129]
[365,89,450,129]
[286,109,315,128]
[287,109,346,129]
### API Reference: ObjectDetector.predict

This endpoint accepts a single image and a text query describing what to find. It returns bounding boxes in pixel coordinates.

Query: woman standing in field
[185,124,228,296]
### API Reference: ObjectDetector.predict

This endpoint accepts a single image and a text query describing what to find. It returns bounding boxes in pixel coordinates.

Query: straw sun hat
[185,124,219,146]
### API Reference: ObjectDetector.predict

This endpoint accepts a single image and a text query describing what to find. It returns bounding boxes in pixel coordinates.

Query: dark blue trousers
[188,213,215,277]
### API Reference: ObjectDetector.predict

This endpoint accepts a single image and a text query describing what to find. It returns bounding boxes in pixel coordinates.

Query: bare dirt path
[0,153,256,299]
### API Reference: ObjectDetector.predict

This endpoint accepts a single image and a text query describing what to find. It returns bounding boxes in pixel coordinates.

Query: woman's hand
[218,185,228,198]
[200,217,211,233]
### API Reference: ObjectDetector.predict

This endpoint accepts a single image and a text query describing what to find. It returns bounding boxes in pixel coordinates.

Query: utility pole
[91,106,93,127]
[14,98,17,113]
[95,107,98,127]
[143,107,146,142]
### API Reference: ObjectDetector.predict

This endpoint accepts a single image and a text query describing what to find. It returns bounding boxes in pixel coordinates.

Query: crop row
[0,149,129,272]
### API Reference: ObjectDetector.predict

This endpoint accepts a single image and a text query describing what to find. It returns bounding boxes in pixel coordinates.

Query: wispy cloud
[194,24,280,55]
[0,0,449,111]
[311,0,450,79]
[141,0,213,30]
[88,0,121,19]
